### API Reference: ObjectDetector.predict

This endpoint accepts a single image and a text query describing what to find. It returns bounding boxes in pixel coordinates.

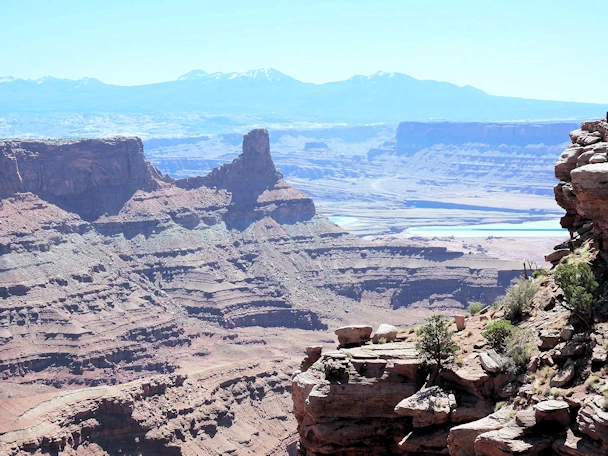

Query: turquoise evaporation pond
[328,216,359,226]
[406,219,568,238]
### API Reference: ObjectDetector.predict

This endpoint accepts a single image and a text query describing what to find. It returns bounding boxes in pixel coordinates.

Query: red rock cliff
[0,137,166,220]
[554,120,608,255]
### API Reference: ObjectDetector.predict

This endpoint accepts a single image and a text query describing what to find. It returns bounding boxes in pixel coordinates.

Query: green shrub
[416,315,459,369]
[532,269,547,280]
[554,262,598,323]
[466,301,484,316]
[502,278,538,322]
[482,320,515,353]
[586,375,602,392]
[505,328,537,371]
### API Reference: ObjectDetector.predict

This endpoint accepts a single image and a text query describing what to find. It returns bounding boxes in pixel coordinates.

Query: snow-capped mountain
[0,69,601,124]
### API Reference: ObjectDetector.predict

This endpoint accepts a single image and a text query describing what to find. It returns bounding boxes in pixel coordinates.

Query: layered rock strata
[292,336,511,455]
[0,137,166,221]
[0,360,297,456]
[0,129,521,386]
[554,120,608,256]
[293,118,608,455]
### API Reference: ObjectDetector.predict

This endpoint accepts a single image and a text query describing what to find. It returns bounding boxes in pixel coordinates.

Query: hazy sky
[1,0,606,103]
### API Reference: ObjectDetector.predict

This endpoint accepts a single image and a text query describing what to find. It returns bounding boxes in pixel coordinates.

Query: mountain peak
[177,68,293,83]
[241,68,289,82]
[177,70,209,81]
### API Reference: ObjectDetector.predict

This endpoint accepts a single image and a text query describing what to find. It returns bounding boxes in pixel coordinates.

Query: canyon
[293,119,608,455]
[0,128,524,454]
[147,121,573,238]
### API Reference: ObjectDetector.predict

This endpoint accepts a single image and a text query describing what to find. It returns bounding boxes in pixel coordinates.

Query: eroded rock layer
[554,120,608,254]
[0,360,297,456]
[293,119,608,456]
[0,129,522,388]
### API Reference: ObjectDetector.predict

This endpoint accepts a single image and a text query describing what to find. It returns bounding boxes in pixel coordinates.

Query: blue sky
[1,0,606,103]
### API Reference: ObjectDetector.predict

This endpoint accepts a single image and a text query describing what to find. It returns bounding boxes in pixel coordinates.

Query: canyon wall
[0,137,166,220]
[394,122,574,155]
[0,128,525,454]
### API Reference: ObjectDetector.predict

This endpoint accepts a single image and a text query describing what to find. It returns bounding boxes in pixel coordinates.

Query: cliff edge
[0,137,167,220]
[292,118,608,456]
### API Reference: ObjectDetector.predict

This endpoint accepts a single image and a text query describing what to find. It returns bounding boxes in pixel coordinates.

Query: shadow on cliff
[0,137,166,222]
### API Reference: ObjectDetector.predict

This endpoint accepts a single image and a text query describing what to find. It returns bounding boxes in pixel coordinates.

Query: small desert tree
[505,328,537,371]
[482,319,515,353]
[466,301,484,316]
[502,278,538,322]
[416,315,459,371]
[554,262,598,325]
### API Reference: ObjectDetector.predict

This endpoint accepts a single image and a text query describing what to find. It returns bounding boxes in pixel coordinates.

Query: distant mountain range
[0,68,603,127]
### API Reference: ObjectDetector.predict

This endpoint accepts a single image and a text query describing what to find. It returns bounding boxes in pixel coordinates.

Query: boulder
[560,325,575,341]
[550,360,575,387]
[334,325,373,347]
[545,249,570,263]
[557,341,588,358]
[539,330,561,350]
[448,408,512,456]
[555,147,584,181]
[454,315,466,331]
[372,323,398,343]
[475,425,552,455]
[534,400,571,426]
[480,350,508,373]
[590,154,608,164]
[592,342,607,363]
[394,385,456,427]
[514,409,537,428]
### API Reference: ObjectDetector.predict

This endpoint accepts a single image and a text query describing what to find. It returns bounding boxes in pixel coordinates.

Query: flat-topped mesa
[553,119,608,254]
[0,137,167,221]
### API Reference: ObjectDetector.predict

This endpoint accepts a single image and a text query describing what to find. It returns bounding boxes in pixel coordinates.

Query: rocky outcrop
[553,119,608,256]
[176,129,316,228]
[293,316,608,456]
[292,333,515,456]
[0,137,167,220]
[0,360,296,456]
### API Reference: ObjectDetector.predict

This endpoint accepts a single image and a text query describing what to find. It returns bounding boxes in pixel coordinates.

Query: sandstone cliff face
[0,137,166,220]
[554,120,608,255]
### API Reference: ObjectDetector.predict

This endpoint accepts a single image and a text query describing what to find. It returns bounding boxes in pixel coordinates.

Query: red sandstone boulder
[534,400,571,426]
[394,385,456,427]
[373,323,398,343]
[335,325,373,347]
